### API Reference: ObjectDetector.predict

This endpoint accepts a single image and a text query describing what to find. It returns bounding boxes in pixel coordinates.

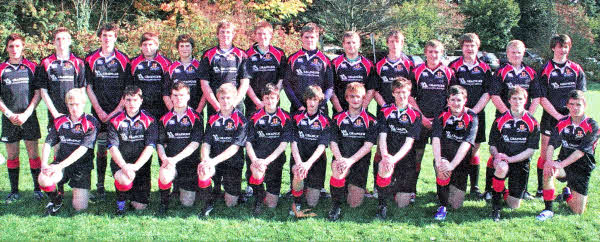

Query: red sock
[471,156,480,165]
[543,189,555,201]
[29,157,41,169]
[537,156,545,169]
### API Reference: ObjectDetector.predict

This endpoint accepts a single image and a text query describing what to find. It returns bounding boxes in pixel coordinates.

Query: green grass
[1,83,600,240]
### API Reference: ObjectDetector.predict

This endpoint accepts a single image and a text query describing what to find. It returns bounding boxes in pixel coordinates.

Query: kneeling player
[157,82,204,214]
[38,88,99,215]
[432,85,478,220]
[108,86,158,214]
[488,86,540,221]
[246,83,292,215]
[536,90,599,221]
[197,83,248,217]
[375,78,422,219]
[290,85,331,217]
[328,82,377,221]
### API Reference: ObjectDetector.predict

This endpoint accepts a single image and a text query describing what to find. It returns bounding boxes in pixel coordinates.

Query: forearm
[56,146,89,169]
[378,134,389,156]
[291,142,303,164]
[212,145,240,164]
[41,89,60,117]
[133,146,155,169]
[489,146,499,157]
[432,138,442,164]
[236,79,250,105]
[349,142,374,162]
[331,94,343,113]
[157,144,168,161]
[201,81,219,109]
[545,145,555,164]
[265,142,288,164]
[305,145,326,165]
[0,100,13,117]
[541,98,562,119]
[172,142,200,164]
[450,142,472,168]
[86,85,105,115]
[471,93,490,114]
[246,86,261,106]
[507,148,535,163]
[201,143,211,162]
[330,142,344,161]
[392,139,414,163]
[491,95,508,113]
[560,150,585,167]
[363,90,375,109]
[40,143,53,165]
[245,142,258,161]
[109,147,128,168]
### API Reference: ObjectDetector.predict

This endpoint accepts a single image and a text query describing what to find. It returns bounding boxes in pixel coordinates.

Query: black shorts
[55,162,92,190]
[506,160,530,198]
[475,111,486,143]
[540,110,568,136]
[1,114,41,143]
[559,160,593,196]
[263,155,286,195]
[214,162,243,196]
[392,153,417,193]
[346,154,371,189]
[175,158,200,192]
[292,153,327,190]
[414,128,432,149]
[110,158,152,204]
[437,156,470,192]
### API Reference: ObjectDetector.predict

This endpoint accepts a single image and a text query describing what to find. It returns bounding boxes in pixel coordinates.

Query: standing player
[487,40,540,200]
[535,35,586,198]
[374,30,413,114]
[164,34,206,113]
[38,88,99,215]
[536,90,598,221]
[156,82,203,214]
[330,31,376,112]
[375,78,422,219]
[246,83,292,215]
[197,83,248,217]
[409,40,456,201]
[85,23,130,200]
[328,82,377,221]
[431,85,478,220]
[245,21,286,116]
[1,34,43,203]
[36,27,86,128]
[448,33,492,197]
[283,23,334,115]
[289,85,331,217]
[130,32,171,120]
[108,86,158,214]
[488,86,540,221]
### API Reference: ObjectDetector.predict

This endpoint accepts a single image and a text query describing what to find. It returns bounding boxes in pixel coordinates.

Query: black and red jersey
[247,107,293,158]
[538,60,587,113]
[46,114,98,169]
[550,116,599,170]
[0,58,37,112]
[35,53,86,115]
[85,48,131,115]
[158,107,203,166]
[283,49,334,111]
[331,54,376,110]
[448,57,492,108]
[246,44,286,92]
[204,109,248,167]
[379,104,422,154]
[375,55,413,105]
[331,109,377,157]
[198,46,250,94]
[292,110,331,156]
[107,110,158,163]
[432,108,478,161]
[164,59,203,109]
[489,64,540,114]
[130,53,171,118]
[489,111,540,157]
[409,63,455,118]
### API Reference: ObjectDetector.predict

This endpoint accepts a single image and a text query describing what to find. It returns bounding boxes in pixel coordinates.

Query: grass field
[1,83,600,240]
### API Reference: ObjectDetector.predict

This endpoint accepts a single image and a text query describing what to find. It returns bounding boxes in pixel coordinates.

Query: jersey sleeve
[366,65,377,91]
[80,119,99,149]
[45,124,60,147]
[277,52,288,81]
[283,66,303,109]
[464,114,478,146]
[431,115,443,138]
[536,69,549,98]
[282,116,294,143]
[34,65,49,90]
[318,121,331,146]
[158,122,167,146]
[366,119,378,144]
[549,125,562,149]
[377,114,389,134]
[202,124,214,144]
[144,121,158,147]
[198,55,211,81]
[75,60,86,88]
[528,73,542,99]
[482,68,493,93]
[324,60,334,91]
[233,122,249,147]
[578,120,600,155]
[107,121,120,148]
[85,60,94,87]
[238,55,251,80]
[409,115,422,140]
[246,122,256,144]
[527,123,541,150]
[162,69,173,97]
[577,69,587,92]
[488,120,500,148]
[330,121,341,144]
[191,115,204,143]
[409,71,418,98]
[488,72,502,96]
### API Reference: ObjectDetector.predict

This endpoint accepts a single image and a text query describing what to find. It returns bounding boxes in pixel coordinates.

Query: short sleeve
[527,124,541,150]
[107,121,120,148]
[578,120,600,155]
[409,115,422,140]
[488,73,502,96]
[191,115,204,143]
[464,114,478,146]
[431,115,443,138]
[144,121,158,147]
[488,120,500,147]
[80,118,99,149]
[233,122,248,147]
[45,124,60,147]
[365,119,378,144]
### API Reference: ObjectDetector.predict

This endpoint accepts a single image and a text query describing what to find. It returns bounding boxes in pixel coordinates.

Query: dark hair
[550,34,572,49]
[301,22,320,37]
[140,32,159,46]
[122,85,143,99]
[5,33,24,50]
[568,90,585,101]
[96,23,119,38]
[171,82,190,95]
[459,33,480,48]
[302,85,324,102]
[261,83,279,97]
[391,77,412,92]
[448,85,467,98]
[175,34,195,49]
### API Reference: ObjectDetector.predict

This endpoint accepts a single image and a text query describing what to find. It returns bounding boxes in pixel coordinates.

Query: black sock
[414,162,421,194]
[437,184,449,207]
[330,185,345,207]
[250,184,265,205]
[537,169,544,191]
[96,154,107,190]
[492,189,503,210]
[31,168,41,191]
[160,188,170,205]
[376,183,390,206]
[117,191,127,202]
[544,200,553,211]
[8,168,19,193]
[46,190,62,205]
[198,186,213,206]
[470,164,480,190]
[485,167,494,192]
[293,194,302,204]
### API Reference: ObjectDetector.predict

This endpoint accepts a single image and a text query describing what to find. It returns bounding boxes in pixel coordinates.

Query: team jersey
[198,46,250,94]
[409,62,455,118]
[35,53,86,116]
[432,107,478,160]
[85,48,131,116]
[164,59,203,109]
[489,111,540,157]
[331,109,377,157]
[245,44,286,93]
[158,107,204,165]
[331,54,376,110]
[247,107,293,158]
[203,109,248,167]
[379,104,422,154]
[292,110,331,157]
[46,114,98,169]
[538,60,587,113]
[550,116,600,170]
[130,53,171,118]
[489,64,540,114]
[448,57,492,108]
[107,110,158,163]
[0,58,37,112]
[375,54,413,105]
[283,49,334,110]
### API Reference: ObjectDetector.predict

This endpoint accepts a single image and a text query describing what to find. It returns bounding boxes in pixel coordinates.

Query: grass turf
[1,83,599,240]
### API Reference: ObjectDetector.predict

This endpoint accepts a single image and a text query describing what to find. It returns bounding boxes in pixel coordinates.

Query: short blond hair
[216,82,237,96]
[345,82,366,97]
[254,21,273,33]
[506,40,525,52]
[65,88,87,103]
[217,20,236,33]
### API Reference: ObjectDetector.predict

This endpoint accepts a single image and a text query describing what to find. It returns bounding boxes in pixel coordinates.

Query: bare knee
[180,190,195,207]
[347,185,364,208]
[306,188,320,207]
[224,193,238,207]
[72,189,89,211]
[265,193,278,208]
[395,193,411,208]
[131,202,147,210]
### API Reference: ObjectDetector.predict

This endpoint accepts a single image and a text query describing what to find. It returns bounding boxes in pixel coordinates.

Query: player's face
[462,41,478,58]
[6,39,24,60]
[343,36,360,56]
[124,94,142,114]
[54,32,72,52]
[141,40,158,58]
[567,98,586,117]
[171,88,190,109]
[425,46,442,65]
[178,42,193,59]
[218,27,235,47]
[552,43,570,59]
[305,97,320,115]
[506,46,524,66]
[262,92,279,112]
[301,32,319,50]
[67,97,85,118]
[392,87,410,108]
[345,92,364,110]
[508,93,527,113]
[254,28,272,47]
[447,93,466,114]
[100,30,117,49]
[387,36,404,54]
[217,91,235,112]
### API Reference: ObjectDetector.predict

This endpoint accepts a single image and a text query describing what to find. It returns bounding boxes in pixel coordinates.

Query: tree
[511,0,557,52]
[461,0,520,51]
